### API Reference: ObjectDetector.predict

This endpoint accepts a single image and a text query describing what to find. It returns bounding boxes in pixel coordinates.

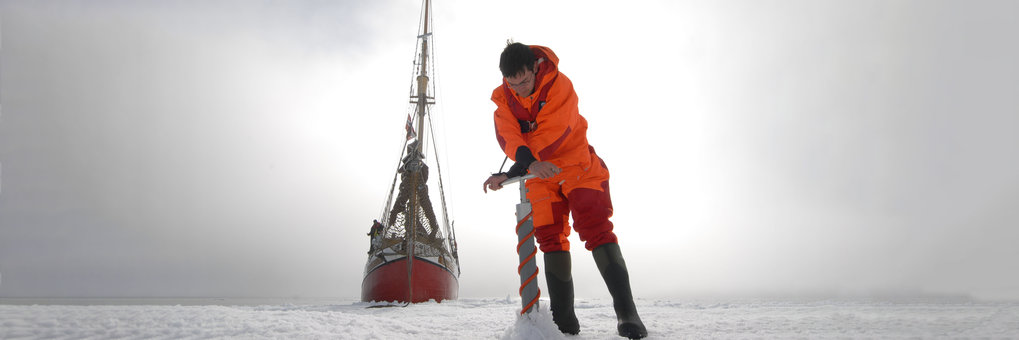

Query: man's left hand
[483,173,509,193]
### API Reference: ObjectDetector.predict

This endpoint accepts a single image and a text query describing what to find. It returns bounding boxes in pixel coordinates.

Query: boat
[361,0,459,303]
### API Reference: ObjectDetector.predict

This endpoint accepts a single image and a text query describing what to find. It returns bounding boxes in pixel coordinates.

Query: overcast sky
[1,0,1018,301]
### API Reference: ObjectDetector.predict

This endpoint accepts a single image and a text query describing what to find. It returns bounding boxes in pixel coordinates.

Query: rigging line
[427,111,454,252]
[428,16,454,225]
[415,0,427,38]
[424,21,453,230]
[390,26,426,226]
[381,136,410,227]
[405,9,422,99]
[406,39,420,98]
[389,5,427,226]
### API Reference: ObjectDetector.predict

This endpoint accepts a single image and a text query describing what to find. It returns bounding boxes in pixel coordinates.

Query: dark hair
[499,42,536,78]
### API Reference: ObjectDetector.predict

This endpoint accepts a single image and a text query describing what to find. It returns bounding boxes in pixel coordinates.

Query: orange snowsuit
[491,45,617,252]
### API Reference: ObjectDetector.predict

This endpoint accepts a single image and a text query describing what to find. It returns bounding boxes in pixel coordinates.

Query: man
[482,42,647,339]
[367,219,384,254]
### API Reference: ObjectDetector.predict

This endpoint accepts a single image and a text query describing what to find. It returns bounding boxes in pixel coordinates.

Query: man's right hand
[528,161,561,179]
[483,173,509,193]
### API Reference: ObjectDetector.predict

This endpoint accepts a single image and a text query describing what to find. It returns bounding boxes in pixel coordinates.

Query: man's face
[505,65,536,97]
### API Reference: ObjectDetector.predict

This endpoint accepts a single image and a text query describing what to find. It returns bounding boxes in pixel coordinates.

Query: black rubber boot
[593,243,647,339]
[544,251,580,335]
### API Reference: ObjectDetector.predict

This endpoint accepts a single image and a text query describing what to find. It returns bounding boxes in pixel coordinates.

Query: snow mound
[501,304,565,340]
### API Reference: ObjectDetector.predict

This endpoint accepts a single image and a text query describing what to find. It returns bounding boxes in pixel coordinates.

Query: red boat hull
[361,256,458,303]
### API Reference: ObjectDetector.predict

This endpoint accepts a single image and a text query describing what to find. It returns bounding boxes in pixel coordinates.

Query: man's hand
[483,173,509,193]
[528,161,561,179]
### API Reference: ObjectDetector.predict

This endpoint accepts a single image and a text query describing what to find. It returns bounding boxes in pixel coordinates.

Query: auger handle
[499,174,537,187]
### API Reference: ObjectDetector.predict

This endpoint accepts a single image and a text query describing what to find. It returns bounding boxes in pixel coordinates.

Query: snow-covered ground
[1,297,1017,339]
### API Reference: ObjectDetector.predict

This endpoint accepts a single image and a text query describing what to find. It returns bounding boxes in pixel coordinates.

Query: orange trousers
[526,147,617,252]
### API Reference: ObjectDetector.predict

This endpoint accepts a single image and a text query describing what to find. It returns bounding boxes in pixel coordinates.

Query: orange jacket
[491,45,592,170]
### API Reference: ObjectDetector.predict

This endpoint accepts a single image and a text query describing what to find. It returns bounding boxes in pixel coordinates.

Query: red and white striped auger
[502,174,539,315]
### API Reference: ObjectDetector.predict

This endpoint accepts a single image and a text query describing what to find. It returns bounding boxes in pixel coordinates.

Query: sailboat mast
[406,0,431,302]
[414,0,431,154]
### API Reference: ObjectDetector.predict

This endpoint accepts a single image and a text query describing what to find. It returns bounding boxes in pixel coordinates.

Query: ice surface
[0,297,1017,339]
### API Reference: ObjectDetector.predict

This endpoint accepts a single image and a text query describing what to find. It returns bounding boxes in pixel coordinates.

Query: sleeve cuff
[507,146,536,178]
